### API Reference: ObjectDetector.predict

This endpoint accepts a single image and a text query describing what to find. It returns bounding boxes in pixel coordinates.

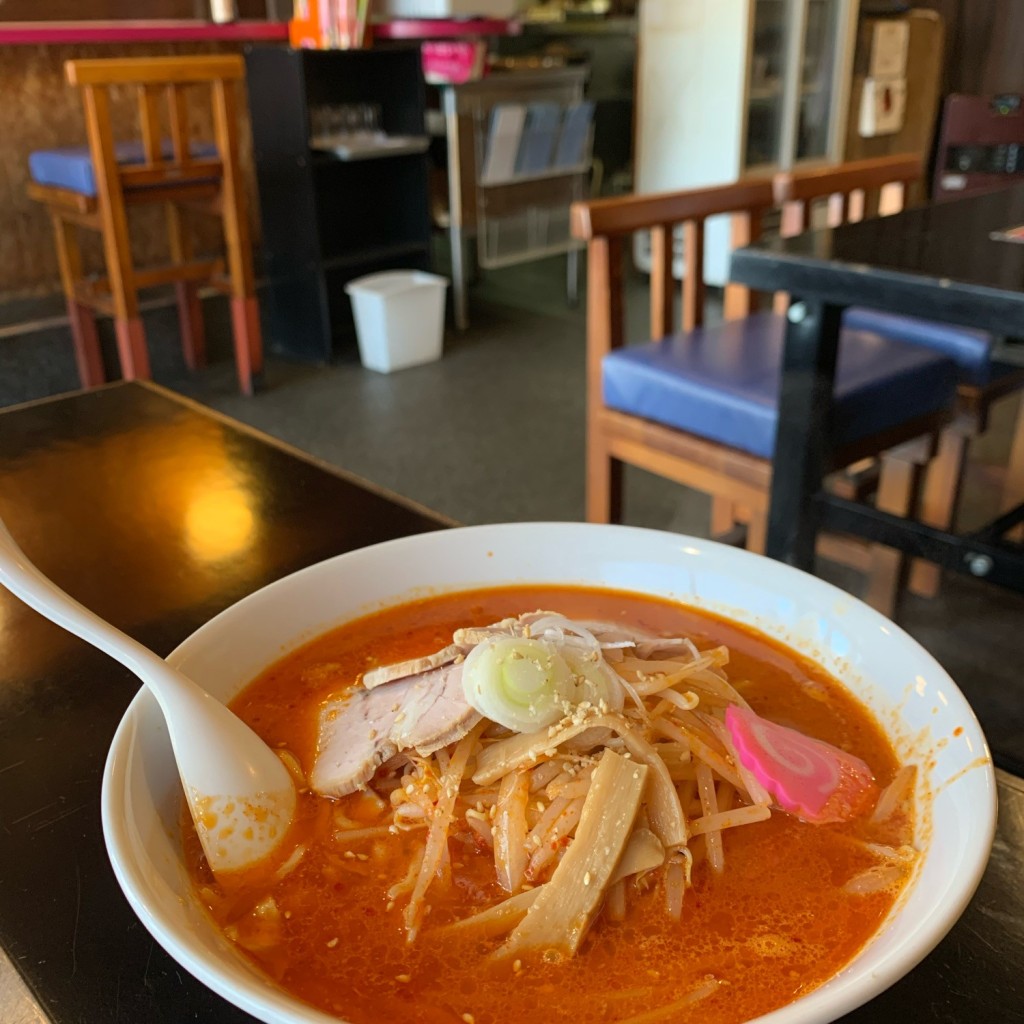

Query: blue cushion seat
[29,140,219,197]
[602,312,958,460]
[842,308,993,385]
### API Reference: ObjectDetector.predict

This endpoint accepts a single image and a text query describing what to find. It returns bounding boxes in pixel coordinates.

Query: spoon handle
[0,518,177,695]
[0,518,298,874]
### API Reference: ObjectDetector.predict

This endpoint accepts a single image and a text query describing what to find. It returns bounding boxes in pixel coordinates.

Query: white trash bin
[345,270,448,373]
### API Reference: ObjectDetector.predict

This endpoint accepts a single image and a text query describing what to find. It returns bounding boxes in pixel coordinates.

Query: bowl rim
[101,522,998,1024]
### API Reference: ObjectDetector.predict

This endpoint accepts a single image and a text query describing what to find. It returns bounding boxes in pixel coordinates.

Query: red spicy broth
[185,586,913,1024]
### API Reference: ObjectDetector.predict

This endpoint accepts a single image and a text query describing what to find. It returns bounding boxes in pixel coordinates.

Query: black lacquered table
[0,382,1021,1024]
[730,185,1024,592]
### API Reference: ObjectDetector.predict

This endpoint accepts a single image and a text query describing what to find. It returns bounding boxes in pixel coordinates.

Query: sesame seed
[326,937,339,948]
[396,973,411,983]
[356,853,369,861]
[386,901,395,912]
[583,871,591,886]
[513,959,523,973]
[344,851,356,859]
[462,1014,475,1024]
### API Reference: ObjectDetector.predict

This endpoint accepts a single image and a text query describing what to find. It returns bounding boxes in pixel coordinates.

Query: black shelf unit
[245,46,431,362]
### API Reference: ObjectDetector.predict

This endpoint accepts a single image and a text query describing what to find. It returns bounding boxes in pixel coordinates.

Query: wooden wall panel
[0,42,261,300]
[844,11,945,163]
[914,0,1024,96]
[957,3,1024,95]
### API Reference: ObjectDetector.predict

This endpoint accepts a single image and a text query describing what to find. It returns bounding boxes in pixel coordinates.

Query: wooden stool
[27,55,262,395]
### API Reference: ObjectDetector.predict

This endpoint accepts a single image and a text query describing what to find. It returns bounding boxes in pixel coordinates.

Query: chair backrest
[571,179,776,356]
[63,55,245,201]
[773,154,924,236]
[570,155,928,374]
[769,154,924,313]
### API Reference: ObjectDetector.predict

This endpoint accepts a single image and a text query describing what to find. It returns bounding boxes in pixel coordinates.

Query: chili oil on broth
[185,586,910,1024]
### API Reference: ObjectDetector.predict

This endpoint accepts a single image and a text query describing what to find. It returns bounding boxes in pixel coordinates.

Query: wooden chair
[570,170,959,615]
[27,55,262,395]
[775,156,1024,595]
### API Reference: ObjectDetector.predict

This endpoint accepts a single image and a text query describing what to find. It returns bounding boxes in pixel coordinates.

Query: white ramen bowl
[102,523,997,1024]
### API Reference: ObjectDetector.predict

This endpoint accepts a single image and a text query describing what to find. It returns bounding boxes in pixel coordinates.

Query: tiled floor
[2,259,1023,772]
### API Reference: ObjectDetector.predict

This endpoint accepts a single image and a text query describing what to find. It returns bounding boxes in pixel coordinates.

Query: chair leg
[66,300,105,389]
[175,282,207,371]
[230,296,263,397]
[865,450,924,618]
[93,178,148,380]
[907,428,969,598]
[1001,396,1024,543]
[586,431,624,524]
[746,513,767,555]
[166,204,206,371]
[114,318,151,381]
[711,498,738,538]
[212,79,264,395]
[48,214,104,388]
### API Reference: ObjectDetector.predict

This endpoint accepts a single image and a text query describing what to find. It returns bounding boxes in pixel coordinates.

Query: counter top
[0,20,289,45]
[373,17,520,39]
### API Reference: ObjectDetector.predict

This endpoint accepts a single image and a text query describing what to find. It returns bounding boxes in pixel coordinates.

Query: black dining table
[729,184,1024,593]
[0,381,1021,1024]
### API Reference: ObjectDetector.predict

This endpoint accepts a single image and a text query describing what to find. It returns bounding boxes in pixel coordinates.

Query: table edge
[729,246,1024,337]
[139,381,461,530]
[0,380,459,532]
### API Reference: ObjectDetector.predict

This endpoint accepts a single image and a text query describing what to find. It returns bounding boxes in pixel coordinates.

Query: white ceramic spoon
[0,519,296,876]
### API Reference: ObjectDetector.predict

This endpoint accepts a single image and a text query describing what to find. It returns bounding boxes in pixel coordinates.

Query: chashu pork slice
[390,663,480,755]
[362,644,461,689]
[311,663,480,798]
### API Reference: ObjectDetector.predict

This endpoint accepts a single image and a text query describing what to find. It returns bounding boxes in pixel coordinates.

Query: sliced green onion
[562,652,624,714]
[462,638,575,732]
[462,638,625,733]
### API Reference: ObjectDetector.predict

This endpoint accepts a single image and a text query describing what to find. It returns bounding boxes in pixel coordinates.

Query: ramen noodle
[185,586,918,1024]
